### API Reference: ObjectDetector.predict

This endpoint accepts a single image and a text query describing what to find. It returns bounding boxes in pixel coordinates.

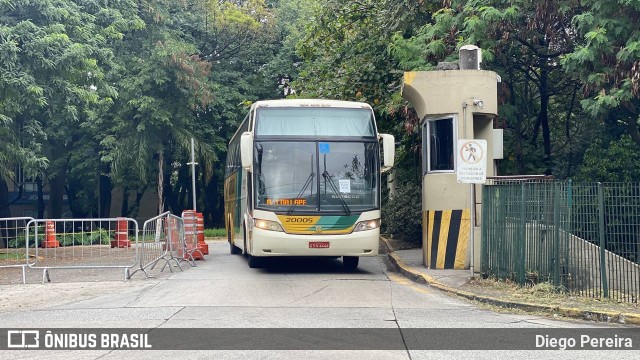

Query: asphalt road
[0,241,637,359]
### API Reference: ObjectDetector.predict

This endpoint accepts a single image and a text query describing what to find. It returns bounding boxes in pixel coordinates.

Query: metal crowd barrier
[131,212,193,278]
[182,210,205,264]
[0,217,34,284]
[26,218,138,283]
[2,212,207,284]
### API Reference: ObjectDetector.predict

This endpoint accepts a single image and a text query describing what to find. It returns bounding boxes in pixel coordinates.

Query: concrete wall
[402,70,499,121]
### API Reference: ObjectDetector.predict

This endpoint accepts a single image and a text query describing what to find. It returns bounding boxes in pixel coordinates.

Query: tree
[391,0,585,176]
[294,0,433,189]
[0,0,131,217]
[576,135,640,182]
[562,0,640,148]
[103,0,277,220]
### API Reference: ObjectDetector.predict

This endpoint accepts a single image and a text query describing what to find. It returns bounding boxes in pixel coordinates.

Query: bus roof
[251,99,373,111]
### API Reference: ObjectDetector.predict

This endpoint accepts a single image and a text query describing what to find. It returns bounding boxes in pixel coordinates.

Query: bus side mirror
[380,133,395,172]
[240,132,254,170]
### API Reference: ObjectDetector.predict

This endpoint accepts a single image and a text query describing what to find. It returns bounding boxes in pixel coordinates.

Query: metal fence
[26,218,139,283]
[0,212,206,284]
[482,179,640,303]
[0,217,34,284]
[182,210,205,263]
[132,212,188,278]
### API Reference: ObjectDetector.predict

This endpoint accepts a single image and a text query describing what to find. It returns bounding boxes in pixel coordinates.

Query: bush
[204,228,226,238]
[5,228,112,247]
[576,135,640,182]
[381,182,422,245]
[8,234,41,248]
[59,229,112,246]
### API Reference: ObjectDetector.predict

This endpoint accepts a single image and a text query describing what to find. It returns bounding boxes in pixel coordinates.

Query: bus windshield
[255,107,376,137]
[254,141,379,213]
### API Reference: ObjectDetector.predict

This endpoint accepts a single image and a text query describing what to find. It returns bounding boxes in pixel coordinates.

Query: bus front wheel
[248,254,263,268]
[343,256,359,269]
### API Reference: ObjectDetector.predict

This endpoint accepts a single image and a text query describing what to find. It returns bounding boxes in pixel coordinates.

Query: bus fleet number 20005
[284,217,314,224]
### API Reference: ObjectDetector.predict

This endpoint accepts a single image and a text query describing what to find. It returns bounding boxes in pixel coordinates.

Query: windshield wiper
[287,172,315,215]
[322,171,351,216]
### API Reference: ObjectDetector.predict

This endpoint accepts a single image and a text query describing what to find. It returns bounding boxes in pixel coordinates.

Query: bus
[224,99,394,268]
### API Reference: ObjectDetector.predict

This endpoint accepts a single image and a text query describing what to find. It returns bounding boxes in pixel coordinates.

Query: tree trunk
[530,59,553,174]
[36,177,45,218]
[121,187,129,217]
[48,171,66,219]
[163,161,175,212]
[538,63,553,175]
[507,70,525,174]
[130,187,145,218]
[66,180,87,219]
[179,164,189,211]
[565,86,578,177]
[157,150,164,215]
[205,169,221,227]
[0,177,11,248]
[99,170,112,218]
[176,164,190,214]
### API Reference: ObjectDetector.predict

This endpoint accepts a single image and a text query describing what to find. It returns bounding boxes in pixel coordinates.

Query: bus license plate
[309,241,330,249]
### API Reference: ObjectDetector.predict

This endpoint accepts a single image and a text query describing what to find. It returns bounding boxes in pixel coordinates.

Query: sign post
[456,139,487,276]
[187,138,198,211]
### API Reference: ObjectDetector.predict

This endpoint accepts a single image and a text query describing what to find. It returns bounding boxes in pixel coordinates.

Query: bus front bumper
[250,228,380,257]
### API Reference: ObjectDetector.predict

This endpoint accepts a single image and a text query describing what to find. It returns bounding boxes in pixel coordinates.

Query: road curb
[380,237,640,326]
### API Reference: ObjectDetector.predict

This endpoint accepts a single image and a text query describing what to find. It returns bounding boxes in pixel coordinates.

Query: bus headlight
[254,218,284,232]
[353,219,381,232]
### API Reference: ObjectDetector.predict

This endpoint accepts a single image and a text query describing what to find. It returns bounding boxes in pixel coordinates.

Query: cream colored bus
[224,99,394,268]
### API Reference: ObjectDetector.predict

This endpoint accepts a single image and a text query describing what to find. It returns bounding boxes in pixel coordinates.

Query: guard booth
[401,46,503,272]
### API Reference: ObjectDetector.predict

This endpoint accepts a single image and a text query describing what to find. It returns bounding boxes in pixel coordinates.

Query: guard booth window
[422,117,454,174]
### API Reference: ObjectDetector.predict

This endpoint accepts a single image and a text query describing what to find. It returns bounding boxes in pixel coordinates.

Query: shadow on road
[254,257,373,275]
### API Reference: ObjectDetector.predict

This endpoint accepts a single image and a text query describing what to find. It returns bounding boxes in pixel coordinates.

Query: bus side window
[225,142,234,178]
[233,139,240,172]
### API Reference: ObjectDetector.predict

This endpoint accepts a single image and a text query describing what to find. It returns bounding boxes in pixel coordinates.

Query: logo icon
[7,330,40,348]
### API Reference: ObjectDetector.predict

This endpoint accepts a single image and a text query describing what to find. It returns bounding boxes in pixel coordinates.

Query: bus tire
[343,256,359,269]
[248,254,262,268]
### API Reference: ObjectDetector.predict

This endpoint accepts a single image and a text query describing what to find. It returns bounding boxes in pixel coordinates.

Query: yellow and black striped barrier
[426,209,470,269]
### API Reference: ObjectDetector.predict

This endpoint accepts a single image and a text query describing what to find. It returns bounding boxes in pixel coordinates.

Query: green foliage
[295,0,431,105]
[7,229,111,247]
[4,0,640,226]
[576,135,640,182]
[381,182,422,244]
[0,252,25,261]
[293,0,432,188]
[58,229,112,246]
[391,0,585,176]
[1,0,144,216]
[8,233,41,248]
[204,228,226,238]
[562,0,640,142]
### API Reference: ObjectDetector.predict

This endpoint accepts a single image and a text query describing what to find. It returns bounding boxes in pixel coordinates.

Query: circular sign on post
[456,139,487,184]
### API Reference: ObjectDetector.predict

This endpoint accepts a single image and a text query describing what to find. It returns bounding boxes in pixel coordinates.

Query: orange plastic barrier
[111,218,131,248]
[42,221,60,248]
[196,212,208,255]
